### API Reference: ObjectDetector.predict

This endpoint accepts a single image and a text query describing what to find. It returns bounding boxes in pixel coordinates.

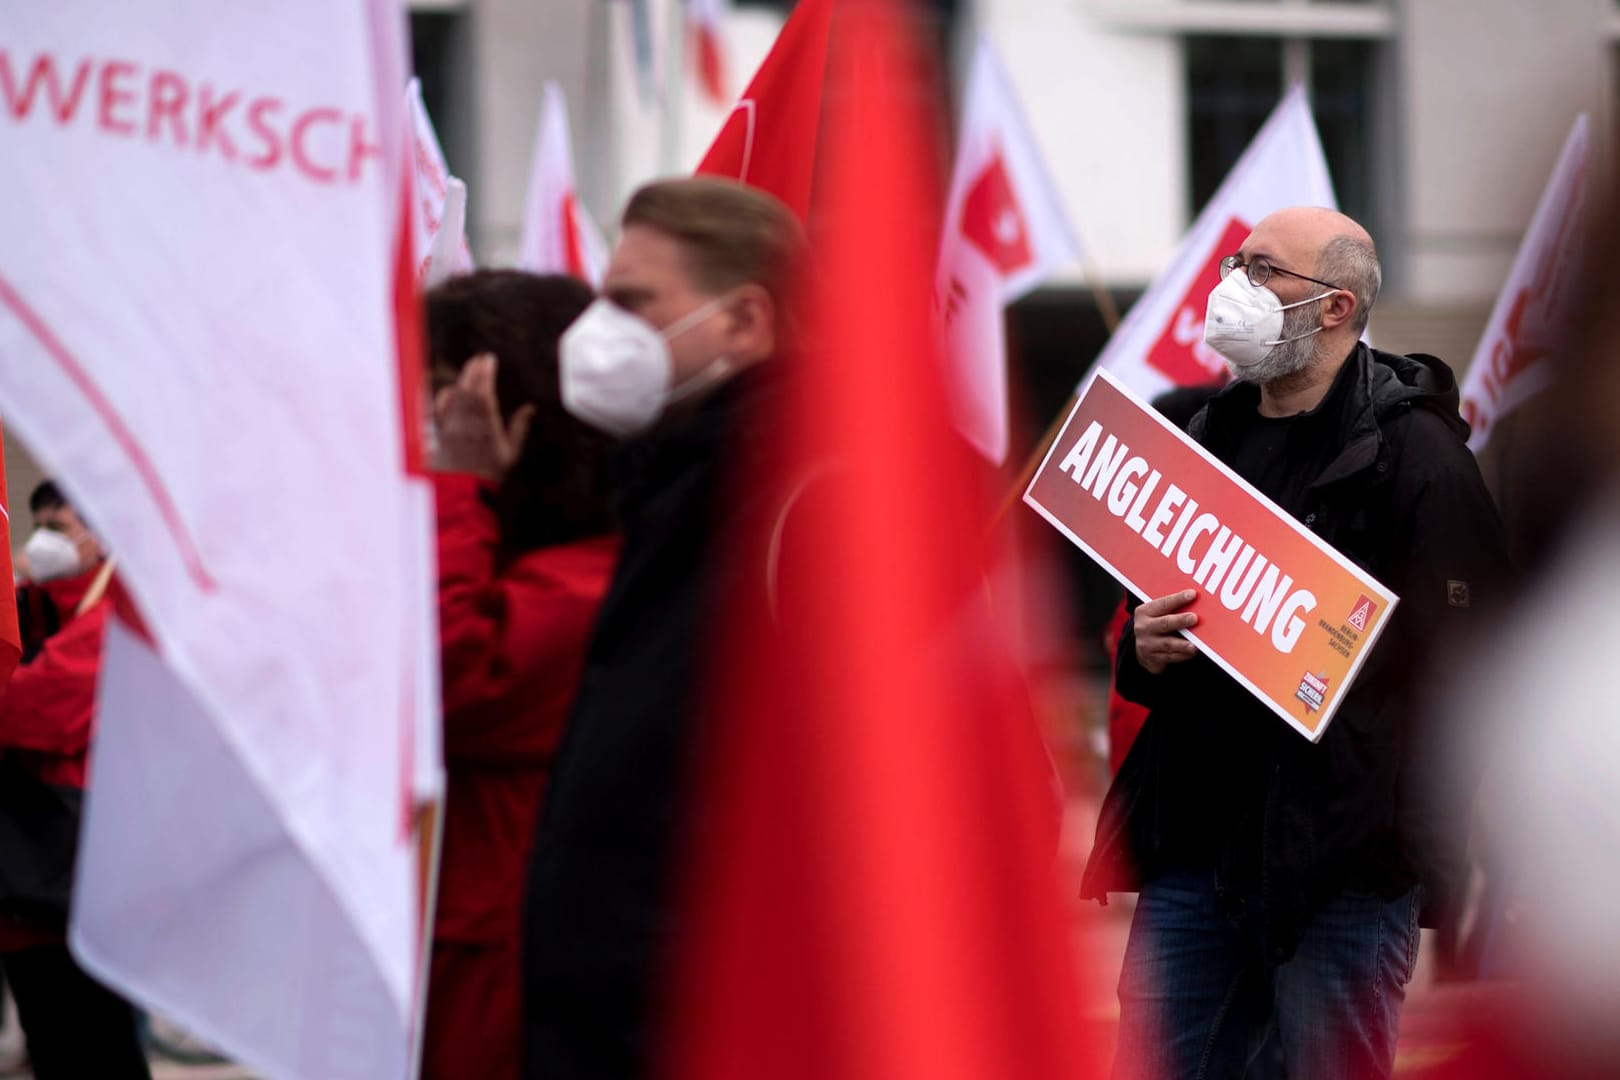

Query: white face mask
[1203,271,1333,371]
[559,295,735,438]
[23,528,82,583]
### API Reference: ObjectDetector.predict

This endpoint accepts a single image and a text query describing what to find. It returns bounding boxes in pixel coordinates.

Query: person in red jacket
[421,271,619,1080]
[0,482,150,1079]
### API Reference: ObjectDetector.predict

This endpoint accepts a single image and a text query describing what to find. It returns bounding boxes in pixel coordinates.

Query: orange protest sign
[1025,369,1398,741]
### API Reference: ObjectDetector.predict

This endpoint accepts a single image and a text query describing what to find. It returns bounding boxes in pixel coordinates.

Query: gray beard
[1232,303,1320,385]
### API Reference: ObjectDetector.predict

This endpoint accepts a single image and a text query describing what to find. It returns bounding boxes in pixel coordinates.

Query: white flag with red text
[936,38,1081,463]
[0,4,437,1077]
[1458,115,1589,452]
[517,82,607,286]
[1097,86,1337,399]
[408,77,474,283]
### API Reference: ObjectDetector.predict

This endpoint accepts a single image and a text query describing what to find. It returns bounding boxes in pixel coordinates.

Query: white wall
[1396,0,1609,302]
[983,0,1186,285]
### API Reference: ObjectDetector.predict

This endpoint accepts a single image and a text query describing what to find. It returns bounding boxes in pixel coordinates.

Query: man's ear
[724,283,777,363]
[1321,289,1358,332]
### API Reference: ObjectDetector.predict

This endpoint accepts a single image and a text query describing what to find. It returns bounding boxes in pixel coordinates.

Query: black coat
[1080,344,1513,962]
[521,366,785,1080]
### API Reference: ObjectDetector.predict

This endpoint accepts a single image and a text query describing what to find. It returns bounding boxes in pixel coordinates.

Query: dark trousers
[1113,867,1421,1080]
[5,943,151,1080]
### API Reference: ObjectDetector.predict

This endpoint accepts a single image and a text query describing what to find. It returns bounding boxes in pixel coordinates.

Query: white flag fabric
[1458,115,1589,452]
[1097,86,1337,399]
[936,38,1082,463]
[0,4,436,1078]
[408,77,474,283]
[517,82,608,286]
[422,177,470,289]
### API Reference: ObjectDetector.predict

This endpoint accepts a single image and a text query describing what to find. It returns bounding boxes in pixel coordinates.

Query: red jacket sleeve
[0,601,107,755]
[435,473,613,765]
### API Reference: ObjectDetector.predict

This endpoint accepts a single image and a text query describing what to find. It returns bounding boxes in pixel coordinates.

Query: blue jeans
[1112,868,1421,1080]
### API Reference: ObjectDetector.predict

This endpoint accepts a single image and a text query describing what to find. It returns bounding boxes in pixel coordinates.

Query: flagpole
[406,797,447,1080]
[990,255,1120,528]
[1079,252,1121,335]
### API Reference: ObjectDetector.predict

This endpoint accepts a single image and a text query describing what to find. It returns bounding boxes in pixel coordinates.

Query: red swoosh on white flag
[0,272,218,593]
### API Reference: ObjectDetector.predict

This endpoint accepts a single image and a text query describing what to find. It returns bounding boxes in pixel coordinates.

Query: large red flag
[695,0,833,222]
[664,3,1099,1078]
[0,428,19,688]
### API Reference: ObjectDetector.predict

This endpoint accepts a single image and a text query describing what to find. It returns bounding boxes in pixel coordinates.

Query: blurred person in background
[422,270,619,1080]
[1083,208,1512,1080]
[521,177,806,1080]
[13,482,105,660]
[0,482,147,1080]
[1431,192,1620,1078]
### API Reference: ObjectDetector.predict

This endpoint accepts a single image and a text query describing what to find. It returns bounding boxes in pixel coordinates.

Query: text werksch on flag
[936,36,1081,464]
[1458,115,1589,452]
[517,82,608,286]
[1097,86,1337,399]
[1026,369,1398,740]
[0,4,438,1077]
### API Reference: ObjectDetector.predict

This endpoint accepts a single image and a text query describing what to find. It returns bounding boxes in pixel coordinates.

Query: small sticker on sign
[1296,671,1328,713]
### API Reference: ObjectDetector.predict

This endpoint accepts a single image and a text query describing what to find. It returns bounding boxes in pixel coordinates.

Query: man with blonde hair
[522,177,806,1080]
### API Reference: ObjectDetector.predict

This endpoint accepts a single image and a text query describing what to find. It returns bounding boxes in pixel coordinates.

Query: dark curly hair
[425,270,615,555]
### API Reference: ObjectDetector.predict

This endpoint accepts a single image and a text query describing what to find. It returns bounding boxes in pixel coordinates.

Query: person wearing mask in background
[13,482,105,660]
[521,177,806,1080]
[421,270,620,1080]
[0,481,148,1080]
[1084,208,1512,1080]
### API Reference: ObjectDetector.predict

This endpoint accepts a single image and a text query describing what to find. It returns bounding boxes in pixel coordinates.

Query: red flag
[695,0,833,222]
[0,428,19,688]
[664,3,1099,1078]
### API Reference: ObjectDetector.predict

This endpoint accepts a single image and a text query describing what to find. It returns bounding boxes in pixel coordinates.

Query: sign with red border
[1024,368,1399,740]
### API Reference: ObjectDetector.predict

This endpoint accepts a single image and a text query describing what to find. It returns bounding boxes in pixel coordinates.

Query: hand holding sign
[1134,589,1199,674]
[1025,369,1397,740]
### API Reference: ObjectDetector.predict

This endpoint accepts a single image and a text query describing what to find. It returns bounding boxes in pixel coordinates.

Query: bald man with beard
[1081,208,1513,1080]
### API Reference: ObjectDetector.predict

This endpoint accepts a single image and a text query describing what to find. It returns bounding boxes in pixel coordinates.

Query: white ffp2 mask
[1203,272,1332,370]
[559,296,733,438]
[23,528,82,582]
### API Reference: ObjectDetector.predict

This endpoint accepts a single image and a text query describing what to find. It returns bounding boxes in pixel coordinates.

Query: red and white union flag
[1097,86,1338,401]
[696,0,832,224]
[1458,114,1588,452]
[0,4,439,1077]
[408,77,474,284]
[936,37,1081,464]
[517,81,607,286]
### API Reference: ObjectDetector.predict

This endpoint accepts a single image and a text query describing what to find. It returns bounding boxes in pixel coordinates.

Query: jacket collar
[1189,342,1466,491]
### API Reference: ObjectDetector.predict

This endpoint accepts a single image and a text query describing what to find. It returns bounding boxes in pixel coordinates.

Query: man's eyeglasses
[1219,254,1340,293]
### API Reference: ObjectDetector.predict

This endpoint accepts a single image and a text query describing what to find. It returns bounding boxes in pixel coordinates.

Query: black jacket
[1080,344,1512,962]
[521,366,786,1080]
